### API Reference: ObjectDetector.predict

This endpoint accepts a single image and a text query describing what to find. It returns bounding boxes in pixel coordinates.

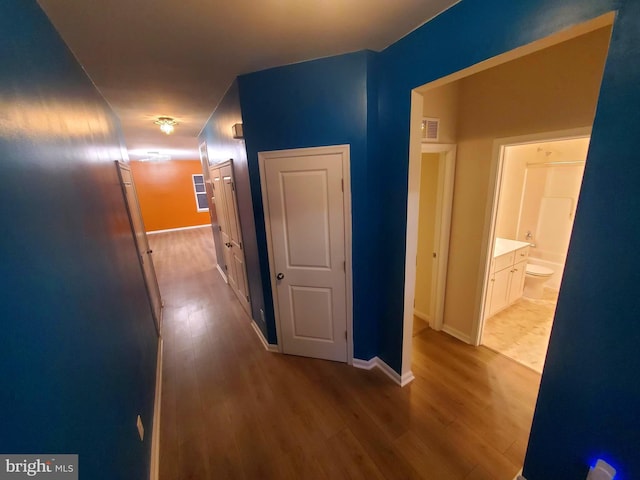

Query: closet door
[210,167,233,285]
[210,162,251,315]
[116,161,163,334]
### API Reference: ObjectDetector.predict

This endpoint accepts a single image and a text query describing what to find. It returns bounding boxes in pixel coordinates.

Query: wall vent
[421,117,440,142]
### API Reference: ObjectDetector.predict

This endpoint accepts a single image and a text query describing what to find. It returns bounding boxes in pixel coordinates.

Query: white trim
[258,145,354,364]
[251,320,279,352]
[513,469,525,480]
[352,358,377,370]
[353,356,416,387]
[146,224,211,235]
[413,309,430,323]
[403,90,457,379]
[442,324,472,344]
[216,264,228,283]
[471,127,592,345]
[149,337,163,480]
[191,173,209,213]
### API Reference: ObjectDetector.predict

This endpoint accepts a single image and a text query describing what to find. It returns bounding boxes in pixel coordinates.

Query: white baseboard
[413,309,430,322]
[251,320,279,352]
[216,264,228,283]
[353,356,415,387]
[513,470,525,480]
[147,224,211,235]
[352,358,377,370]
[149,337,163,480]
[442,324,472,344]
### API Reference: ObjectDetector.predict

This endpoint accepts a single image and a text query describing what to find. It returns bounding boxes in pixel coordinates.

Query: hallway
[152,228,540,479]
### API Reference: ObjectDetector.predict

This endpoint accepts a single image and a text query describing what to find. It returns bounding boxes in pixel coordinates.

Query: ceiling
[37,0,459,161]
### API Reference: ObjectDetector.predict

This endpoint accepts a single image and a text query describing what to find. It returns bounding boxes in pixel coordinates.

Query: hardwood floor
[151,227,541,480]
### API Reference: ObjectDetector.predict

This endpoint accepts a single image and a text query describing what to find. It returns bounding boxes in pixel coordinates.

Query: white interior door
[116,162,162,334]
[210,167,233,281]
[210,162,251,315]
[221,164,250,309]
[260,146,350,362]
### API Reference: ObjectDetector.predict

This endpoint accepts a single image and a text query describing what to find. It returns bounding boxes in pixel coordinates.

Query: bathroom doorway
[478,132,591,372]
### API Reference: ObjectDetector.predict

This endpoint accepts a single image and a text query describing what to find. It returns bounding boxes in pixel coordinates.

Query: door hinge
[345,330,347,340]
[246,295,250,302]
[224,264,228,271]
[239,241,243,249]
[231,181,235,191]
[341,178,344,192]
[218,225,222,232]
[343,260,346,272]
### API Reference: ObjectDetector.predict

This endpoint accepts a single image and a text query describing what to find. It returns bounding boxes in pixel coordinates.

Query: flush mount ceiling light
[154,116,178,135]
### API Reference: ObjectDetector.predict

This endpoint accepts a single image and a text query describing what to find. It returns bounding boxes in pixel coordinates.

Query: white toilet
[524,263,554,299]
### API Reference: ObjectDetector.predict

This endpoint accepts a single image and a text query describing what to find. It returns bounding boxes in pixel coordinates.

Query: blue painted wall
[237,51,380,356]
[202,0,640,477]
[375,0,638,478]
[0,2,158,479]
[199,80,267,337]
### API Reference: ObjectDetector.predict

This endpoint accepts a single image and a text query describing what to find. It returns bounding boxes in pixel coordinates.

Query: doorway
[259,145,353,363]
[116,161,163,334]
[403,135,456,371]
[401,16,613,379]
[478,133,590,372]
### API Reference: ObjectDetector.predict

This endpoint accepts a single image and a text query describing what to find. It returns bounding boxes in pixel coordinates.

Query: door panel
[290,286,334,340]
[116,162,162,334]
[509,260,527,304]
[210,168,234,285]
[489,267,510,317]
[280,170,332,268]
[263,150,347,362]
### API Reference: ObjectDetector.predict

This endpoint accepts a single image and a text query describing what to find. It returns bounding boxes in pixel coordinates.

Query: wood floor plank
[152,227,541,480]
[394,431,466,480]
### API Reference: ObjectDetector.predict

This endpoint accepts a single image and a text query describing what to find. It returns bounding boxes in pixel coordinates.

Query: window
[192,174,208,212]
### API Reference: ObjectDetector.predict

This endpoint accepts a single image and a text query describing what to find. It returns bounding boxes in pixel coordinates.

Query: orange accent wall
[130,160,210,232]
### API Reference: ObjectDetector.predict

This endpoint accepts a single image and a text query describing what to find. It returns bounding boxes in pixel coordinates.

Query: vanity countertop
[494,237,531,258]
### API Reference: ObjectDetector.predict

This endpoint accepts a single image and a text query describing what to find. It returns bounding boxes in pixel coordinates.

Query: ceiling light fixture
[154,116,178,135]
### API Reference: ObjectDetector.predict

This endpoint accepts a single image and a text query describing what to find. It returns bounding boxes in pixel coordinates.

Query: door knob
[276,273,285,280]
[146,249,153,254]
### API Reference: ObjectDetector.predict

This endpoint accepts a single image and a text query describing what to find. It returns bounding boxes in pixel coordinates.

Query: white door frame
[401,91,456,378]
[116,161,163,336]
[471,127,592,345]
[258,145,354,364]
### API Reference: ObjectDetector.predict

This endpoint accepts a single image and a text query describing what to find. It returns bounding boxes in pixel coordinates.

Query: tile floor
[481,289,559,373]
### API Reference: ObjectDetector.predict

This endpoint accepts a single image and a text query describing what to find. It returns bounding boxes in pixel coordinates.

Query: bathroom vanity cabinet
[484,239,530,318]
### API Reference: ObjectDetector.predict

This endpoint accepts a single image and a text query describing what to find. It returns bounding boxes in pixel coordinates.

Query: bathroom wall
[496,138,590,240]
[495,145,534,239]
[414,153,440,319]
